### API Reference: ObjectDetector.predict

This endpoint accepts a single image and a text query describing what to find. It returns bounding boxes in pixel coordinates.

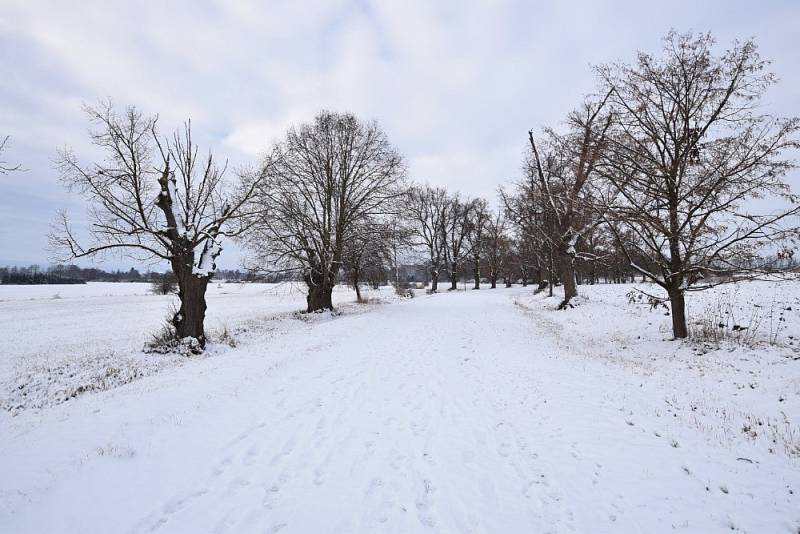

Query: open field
[0,282,391,412]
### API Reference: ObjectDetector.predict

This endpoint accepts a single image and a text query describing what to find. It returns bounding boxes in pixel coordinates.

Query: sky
[0,0,798,270]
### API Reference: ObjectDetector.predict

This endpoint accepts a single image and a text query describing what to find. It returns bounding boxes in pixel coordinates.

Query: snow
[192,238,222,278]
[165,176,189,238]
[1,282,799,532]
[0,282,387,412]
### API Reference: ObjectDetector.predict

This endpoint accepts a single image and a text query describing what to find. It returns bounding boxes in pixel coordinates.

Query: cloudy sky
[1,0,798,270]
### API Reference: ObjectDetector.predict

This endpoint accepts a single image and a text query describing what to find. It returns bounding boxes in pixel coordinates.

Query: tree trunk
[490,272,497,289]
[667,286,688,339]
[307,282,334,312]
[352,266,362,302]
[305,268,335,312]
[430,269,439,292]
[450,268,458,290]
[558,252,578,309]
[172,265,210,349]
[538,280,548,292]
[473,256,480,289]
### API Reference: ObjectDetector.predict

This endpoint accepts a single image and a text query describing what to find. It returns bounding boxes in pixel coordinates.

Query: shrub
[150,272,177,295]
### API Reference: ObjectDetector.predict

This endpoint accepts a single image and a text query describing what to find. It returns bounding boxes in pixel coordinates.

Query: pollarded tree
[247,111,405,312]
[597,31,800,338]
[50,103,261,350]
[405,185,451,292]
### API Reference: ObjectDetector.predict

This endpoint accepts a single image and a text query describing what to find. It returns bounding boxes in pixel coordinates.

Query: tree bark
[538,280,548,292]
[490,272,497,289]
[352,266,362,302]
[307,283,334,312]
[558,252,578,309]
[430,269,439,292]
[305,268,335,312]
[667,286,689,338]
[472,256,480,289]
[450,269,458,290]
[172,259,210,349]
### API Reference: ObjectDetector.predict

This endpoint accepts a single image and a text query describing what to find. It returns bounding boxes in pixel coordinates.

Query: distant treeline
[0,265,273,285]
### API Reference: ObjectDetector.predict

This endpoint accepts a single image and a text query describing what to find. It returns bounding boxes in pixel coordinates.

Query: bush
[143,304,203,355]
[688,290,768,348]
[150,272,177,295]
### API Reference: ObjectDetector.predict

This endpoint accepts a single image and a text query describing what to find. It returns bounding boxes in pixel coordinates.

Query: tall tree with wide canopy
[597,31,800,338]
[248,111,405,312]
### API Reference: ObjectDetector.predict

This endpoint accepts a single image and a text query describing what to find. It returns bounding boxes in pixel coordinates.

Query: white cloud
[1,0,798,267]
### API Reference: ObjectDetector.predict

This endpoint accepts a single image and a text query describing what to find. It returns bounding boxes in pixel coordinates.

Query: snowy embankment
[0,282,798,532]
[0,282,393,413]
[515,280,800,460]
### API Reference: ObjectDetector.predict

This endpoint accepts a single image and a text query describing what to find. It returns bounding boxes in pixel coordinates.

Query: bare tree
[512,235,538,287]
[443,194,475,290]
[597,31,800,338]
[0,136,21,174]
[502,175,559,295]
[405,185,451,292]
[519,94,612,308]
[483,211,508,289]
[465,198,490,289]
[342,218,391,301]
[385,213,415,292]
[247,111,405,312]
[150,271,177,295]
[502,187,552,292]
[500,238,517,287]
[50,103,260,350]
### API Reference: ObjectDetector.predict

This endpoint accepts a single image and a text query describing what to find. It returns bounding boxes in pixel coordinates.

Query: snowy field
[0,282,391,412]
[0,280,799,532]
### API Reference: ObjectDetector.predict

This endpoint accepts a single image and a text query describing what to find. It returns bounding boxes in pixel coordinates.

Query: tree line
[0,264,258,285]
[502,30,799,338]
[40,31,798,349]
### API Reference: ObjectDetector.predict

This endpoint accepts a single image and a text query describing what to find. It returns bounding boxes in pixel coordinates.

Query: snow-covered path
[1,289,797,533]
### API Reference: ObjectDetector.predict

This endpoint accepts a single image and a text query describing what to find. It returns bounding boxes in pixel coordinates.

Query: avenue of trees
[43,31,799,348]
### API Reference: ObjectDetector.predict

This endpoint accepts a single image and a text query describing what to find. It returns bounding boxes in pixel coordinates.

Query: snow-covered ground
[0,282,390,412]
[1,281,799,532]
